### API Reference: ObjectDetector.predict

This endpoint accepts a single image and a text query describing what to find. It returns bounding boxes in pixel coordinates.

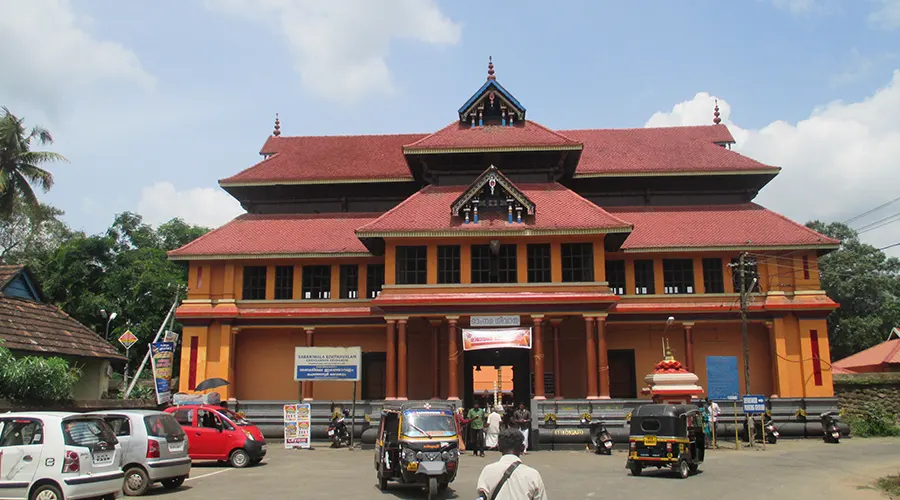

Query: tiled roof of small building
[403,120,581,152]
[608,204,840,251]
[833,338,900,371]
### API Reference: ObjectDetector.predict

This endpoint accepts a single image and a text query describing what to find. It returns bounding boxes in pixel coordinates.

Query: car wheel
[31,484,64,500]
[124,466,150,496]
[161,476,186,490]
[230,449,251,468]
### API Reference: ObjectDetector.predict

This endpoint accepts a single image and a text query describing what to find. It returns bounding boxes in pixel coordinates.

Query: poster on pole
[150,342,175,404]
[294,347,361,381]
[283,403,311,449]
[462,328,532,351]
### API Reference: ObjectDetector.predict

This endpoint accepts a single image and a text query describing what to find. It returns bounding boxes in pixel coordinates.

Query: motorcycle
[328,409,352,448]
[581,416,614,455]
[762,414,779,444]
[820,411,841,444]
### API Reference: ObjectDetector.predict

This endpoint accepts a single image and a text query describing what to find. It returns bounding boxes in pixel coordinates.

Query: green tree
[0,196,71,264]
[0,107,67,217]
[806,221,900,360]
[0,344,82,404]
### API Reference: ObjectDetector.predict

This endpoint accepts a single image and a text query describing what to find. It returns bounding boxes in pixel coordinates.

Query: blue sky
[2,0,900,252]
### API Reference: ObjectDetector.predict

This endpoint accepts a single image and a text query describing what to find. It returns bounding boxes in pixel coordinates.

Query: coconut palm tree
[0,107,67,218]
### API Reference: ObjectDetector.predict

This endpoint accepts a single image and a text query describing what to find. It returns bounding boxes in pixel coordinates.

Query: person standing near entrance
[513,402,532,453]
[476,427,548,500]
[468,402,486,457]
[485,406,503,450]
[455,407,469,454]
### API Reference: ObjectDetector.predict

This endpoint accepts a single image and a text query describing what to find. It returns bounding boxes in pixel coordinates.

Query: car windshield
[62,418,117,447]
[216,408,251,426]
[145,414,185,439]
[401,410,456,438]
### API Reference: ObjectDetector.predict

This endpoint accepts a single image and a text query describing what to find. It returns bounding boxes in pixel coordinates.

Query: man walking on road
[476,427,548,500]
[513,402,532,453]
[468,402,486,457]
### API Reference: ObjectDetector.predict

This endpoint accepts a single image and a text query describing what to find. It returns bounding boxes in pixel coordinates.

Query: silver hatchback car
[90,410,191,496]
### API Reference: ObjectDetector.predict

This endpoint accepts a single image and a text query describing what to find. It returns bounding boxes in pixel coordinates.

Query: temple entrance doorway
[463,348,531,411]
[609,349,637,398]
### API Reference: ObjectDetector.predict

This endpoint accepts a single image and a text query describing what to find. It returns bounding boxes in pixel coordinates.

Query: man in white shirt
[476,428,548,500]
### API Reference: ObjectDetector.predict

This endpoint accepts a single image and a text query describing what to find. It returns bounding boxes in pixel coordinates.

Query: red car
[164,405,267,467]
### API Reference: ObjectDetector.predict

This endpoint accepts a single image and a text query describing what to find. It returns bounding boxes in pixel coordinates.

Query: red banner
[462,328,532,351]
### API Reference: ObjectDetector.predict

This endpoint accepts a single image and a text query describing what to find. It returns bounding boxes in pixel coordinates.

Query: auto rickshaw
[626,404,705,479]
[374,403,460,499]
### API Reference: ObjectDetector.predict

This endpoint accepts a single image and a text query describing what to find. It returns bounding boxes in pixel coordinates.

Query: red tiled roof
[357,183,631,235]
[562,125,778,176]
[168,213,380,259]
[833,338,900,371]
[608,204,840,251]
[219,133,424,185]
[403,120,581,152]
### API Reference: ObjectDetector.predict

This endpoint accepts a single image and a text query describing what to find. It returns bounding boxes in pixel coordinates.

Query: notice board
[706,355,739,400]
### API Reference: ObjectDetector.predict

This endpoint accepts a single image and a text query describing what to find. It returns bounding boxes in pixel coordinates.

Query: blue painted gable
[457,80,527,119]
[3,273,41,302]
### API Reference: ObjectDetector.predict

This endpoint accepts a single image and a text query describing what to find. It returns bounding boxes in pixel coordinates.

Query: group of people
[455,401,532,457]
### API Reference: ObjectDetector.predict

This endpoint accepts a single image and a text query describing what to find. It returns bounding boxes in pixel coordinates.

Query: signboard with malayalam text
[462,328,532,351]
[706,355,740,400]
[742,395,767,414]
[470,315,521,327]
[118,330,138,349]
[150,342,175,405]
[294,347,361,381]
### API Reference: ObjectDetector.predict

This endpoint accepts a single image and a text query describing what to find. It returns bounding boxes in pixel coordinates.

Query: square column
[597,316,610,399]
[584,316,599,399]
[429,319,442,399]
[551,319,563,399]
[532,315,546,400]
[682,321,695,373]
[303,328,315,400]
[447,317,460,400]
[385,320,397,400]
[397,319,408,400]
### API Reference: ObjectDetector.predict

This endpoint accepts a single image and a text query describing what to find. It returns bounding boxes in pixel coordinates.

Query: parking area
[149,438,900,499]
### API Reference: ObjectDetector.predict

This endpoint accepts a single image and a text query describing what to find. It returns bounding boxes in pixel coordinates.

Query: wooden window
[561,243,594,282]
[634,259,655,294]
[340,265,359,299]
[662,259,695,294]
[471,244,517,284]
[606,260,626,295]
[437,245,461,284]
[396,246,427,285]
[302,265,331,299]
[810,330,823,386]
[242,266,267,300]
[702,258,725,293]
[802,255,810,279]
[367,264,384,299]
[527,244,551,283]
[274,265,293,300]
[730,257,761,293]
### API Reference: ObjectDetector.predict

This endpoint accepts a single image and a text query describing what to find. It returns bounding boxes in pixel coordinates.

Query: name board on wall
[470,315,521,327]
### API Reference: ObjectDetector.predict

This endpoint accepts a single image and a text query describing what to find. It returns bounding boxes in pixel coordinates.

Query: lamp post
[100,309,118,341]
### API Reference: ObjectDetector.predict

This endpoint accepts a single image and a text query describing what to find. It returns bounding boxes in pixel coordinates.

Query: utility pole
[738,251,753,445]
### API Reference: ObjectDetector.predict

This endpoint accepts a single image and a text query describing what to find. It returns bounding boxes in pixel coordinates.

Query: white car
[0,412,124,500]
[89,410,190,496]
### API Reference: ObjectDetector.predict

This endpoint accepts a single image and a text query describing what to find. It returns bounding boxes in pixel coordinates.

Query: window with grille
[701,258,724,293]
[396,246,427,285]
[663,259,695,294]
[437,245,461,284]
[340,265,359,299]
[730,257,761,293]
[274,266,294,299]
[527,244,551,283]
[367,264,384,298]
[302,265,331,299]
[634,259,655,294]
[606,260,626,294]
[471,244,518,284]
[561,243,594,282]
[242,266,267,300]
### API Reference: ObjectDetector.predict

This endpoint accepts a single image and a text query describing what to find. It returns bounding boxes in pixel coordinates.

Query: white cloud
[646,71,900,253]
[870,0,900,29]
[0,0,154,107]
[771,0,816,13]
[137,182,244,228]
[204,0,461,102]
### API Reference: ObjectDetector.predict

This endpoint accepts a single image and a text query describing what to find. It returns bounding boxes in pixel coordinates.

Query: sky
[2,0,900,254]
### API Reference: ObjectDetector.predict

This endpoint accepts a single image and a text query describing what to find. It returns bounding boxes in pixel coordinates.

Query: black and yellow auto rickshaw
[374,403,460,499]
[626,404,705,479]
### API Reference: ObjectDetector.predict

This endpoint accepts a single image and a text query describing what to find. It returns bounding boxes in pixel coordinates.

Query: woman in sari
[455,407,468,454]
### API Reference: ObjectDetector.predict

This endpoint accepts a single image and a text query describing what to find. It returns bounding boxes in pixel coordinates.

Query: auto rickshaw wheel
[377,474,388,491]
[675,459,690,479]
[427,477,438,499]
[439,481,449,491]
[629,462,642,476]
[688,462,699,475]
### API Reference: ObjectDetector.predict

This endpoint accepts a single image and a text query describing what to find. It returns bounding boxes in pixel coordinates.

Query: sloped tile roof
[357,183,632,235]
[219,133,424,185]
[833,338,900,371]
[607,204,840,251]
[403,120,581,152]
[168,213,381,259]
[562,125,778,176]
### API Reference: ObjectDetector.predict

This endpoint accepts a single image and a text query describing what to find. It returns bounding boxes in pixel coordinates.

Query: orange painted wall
[556,317,588,397]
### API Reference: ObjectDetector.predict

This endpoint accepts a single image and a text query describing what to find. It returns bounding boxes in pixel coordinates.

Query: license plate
[92,451,114,465]
[168,442,184,453]
[406,462,418,471]
[643,436,657,446]
[327,430,335,436]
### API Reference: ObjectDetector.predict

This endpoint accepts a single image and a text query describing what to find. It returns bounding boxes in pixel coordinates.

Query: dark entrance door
[463,348,531,409]
[608,349,637,399]
[362,352,386,400]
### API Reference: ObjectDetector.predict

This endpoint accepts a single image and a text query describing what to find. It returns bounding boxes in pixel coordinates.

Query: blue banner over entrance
[706,355,739,400]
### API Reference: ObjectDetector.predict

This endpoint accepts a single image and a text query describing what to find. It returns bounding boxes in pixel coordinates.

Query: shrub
[844,403,900,437]
[0,345,81,404]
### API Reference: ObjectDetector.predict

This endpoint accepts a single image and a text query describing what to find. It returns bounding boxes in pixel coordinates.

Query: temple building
[169,60,839,410]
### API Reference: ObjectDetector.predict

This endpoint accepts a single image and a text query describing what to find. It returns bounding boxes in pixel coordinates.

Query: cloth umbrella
[194,378,230,392]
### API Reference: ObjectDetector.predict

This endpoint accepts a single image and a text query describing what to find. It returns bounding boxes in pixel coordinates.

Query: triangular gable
[0,266,42,302]
[458,79,526,125]
[451,166,535,223]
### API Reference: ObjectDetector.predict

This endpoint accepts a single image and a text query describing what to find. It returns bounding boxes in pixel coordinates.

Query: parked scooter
[581,416,614,455]
[328,409,351,448]
[762,414,779,444]
[820,411,841,443]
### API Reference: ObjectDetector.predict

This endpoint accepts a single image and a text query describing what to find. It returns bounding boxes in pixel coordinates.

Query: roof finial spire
[713,99,721,125]
[487,56,495,81]
[273,113,281,136]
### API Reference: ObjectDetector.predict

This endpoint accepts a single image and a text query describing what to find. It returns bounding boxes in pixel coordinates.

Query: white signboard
[294,346,362,381]
[470,315,521,327]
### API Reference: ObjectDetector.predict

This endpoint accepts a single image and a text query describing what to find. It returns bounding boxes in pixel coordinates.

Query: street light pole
[100,309,118,340]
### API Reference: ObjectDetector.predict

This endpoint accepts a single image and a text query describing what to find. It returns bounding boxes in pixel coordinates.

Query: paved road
[148,438,900,499]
